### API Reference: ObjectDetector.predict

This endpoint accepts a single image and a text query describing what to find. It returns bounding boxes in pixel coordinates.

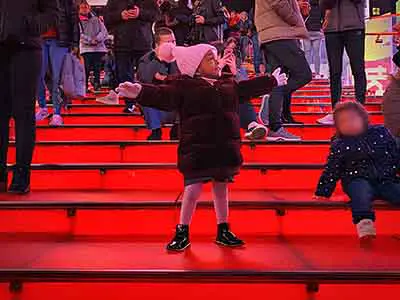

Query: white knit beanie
[158,43,218,78]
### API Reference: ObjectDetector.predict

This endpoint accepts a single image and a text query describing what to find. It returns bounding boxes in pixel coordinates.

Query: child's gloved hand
[116,82,142,99]
[272,68,288,86]
[313,195,331,201]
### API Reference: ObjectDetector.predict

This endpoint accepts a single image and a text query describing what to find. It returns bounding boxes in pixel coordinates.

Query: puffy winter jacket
[0,0,59,48]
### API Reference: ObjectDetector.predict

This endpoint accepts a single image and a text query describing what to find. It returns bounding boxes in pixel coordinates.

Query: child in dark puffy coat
[314,102,400,239]
[118,43,287,251]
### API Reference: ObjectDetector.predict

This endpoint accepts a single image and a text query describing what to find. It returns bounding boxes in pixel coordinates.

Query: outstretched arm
[117,81,180,112]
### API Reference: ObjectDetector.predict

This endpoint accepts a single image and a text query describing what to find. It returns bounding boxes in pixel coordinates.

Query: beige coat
[383,76,400,137]
[255,0,309,44]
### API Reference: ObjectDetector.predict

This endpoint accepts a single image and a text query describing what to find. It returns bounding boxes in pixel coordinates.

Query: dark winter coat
[55,0,80,48]
[136,74,277,179]
[104,0,159,52]
[383,76,400,138]
[191,0,225,43]
[315,126,400,198]
[0,0,59,49]
[306,0,322,32]
[137,51,179,84]
[320,0,365,33]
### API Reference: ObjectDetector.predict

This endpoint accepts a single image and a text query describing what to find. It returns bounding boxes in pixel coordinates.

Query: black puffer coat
[0,0,59,48]
[316,126,400,197]
[136,74,277,179]
[56,0,80,48]
[104,0,159,52]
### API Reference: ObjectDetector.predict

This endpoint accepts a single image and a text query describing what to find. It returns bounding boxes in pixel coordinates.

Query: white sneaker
[35,108,50,121]
[258,95,269,126]
[317,113,334,125]
[49,114,64,127]
[356,219,377,240]
[244,121,268,140]
[96,90,119,105]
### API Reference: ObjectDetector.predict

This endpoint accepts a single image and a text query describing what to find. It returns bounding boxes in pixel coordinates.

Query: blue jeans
[38,39,68,115]
[240,34,262,75]
[343,178,400,224]
[143,107,176,130]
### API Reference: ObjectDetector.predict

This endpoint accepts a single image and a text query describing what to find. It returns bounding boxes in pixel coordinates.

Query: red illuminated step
[24,124,344,141]
[4,163,327,190]
[9,140,331,164]
[34,112,383,126]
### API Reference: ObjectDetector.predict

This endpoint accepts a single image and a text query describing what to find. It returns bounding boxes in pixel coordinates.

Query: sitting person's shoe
[244,121,267,140]
[356,219,377,240]
[147,128,162,141]
[216,223,245,247]
[8,166,31,194]
[97,90,119,105]
[0,167,7,193]
[35,108,50,121]
[317,113,334,125]
[49,114,64,127]
[166,224,190,252]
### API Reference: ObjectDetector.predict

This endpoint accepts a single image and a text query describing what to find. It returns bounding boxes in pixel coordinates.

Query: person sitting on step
[314,102,400,240]
[137,27,180,140]
[117,42,287,251]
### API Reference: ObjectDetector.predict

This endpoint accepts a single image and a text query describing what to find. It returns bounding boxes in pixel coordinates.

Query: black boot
[147,128,162,141]
[166,224,190,252]
[0,166,7,193]
[216,223,244,247]
[8,166,30,194]
[282,114,303,125]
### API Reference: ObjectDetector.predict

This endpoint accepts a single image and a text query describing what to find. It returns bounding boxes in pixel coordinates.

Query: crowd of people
[1,0,400,249]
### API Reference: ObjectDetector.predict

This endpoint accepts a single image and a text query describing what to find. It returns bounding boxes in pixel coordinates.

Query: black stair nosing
[6,163,325,171]
[56,111,383,117]
[0,200,396,211]
[8,140,332,146]
[0,269,400,284]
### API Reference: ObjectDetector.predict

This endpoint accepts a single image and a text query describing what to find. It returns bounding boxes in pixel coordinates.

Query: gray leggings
[303,31,323,74]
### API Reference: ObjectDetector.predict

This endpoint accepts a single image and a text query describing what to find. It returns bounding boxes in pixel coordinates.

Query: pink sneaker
[35,108,50,121]
[49,114,64,127]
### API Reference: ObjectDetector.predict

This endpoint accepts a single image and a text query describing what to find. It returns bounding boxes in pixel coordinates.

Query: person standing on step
[117,42,287,251]
[303,0,324,79]
[101,0,159,111]
[35,0,80,126]
[255,0,312,140]
[0,0,60,193]
[79,0,109,93]
[314,102,400,240]
[317,0,366,125]
[137,27,180,141]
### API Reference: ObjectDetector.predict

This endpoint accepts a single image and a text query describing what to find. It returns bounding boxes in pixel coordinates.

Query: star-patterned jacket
[315,125,400,197]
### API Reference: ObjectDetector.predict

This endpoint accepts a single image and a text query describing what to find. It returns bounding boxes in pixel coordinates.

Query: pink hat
[158,43,218,78]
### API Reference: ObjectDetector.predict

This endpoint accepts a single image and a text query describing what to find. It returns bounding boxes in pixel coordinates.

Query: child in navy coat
[314,102,400,239]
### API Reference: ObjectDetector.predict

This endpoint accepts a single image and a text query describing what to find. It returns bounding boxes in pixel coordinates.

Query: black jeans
[0,46,42,169]
[262,40,312,131]
[115,50,148,108]
[343,178,400,224]
[325,30,367,108]
[82,52,105,90]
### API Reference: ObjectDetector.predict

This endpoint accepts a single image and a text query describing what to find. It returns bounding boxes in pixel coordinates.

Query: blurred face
[79,3,90,15]
[336,110,366,136]
[155,33,176,57]
[197,50,219,77]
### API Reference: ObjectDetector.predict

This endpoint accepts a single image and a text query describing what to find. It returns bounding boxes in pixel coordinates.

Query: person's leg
[240,36,250,62]
[343,30,367,105]
[240,102,267,140]
[9,49,42,193]
[48,40,68,116]
[343,178,377,238]
[325,32,345,108]
[82,53,92,91]
[303,38,313,68]
[92,52,104,90]
[115,51,134,111]
[36,40,50,121]
[251,33,262,75]
[142,107,163,140]
[213,181,244,246]
[0,47,11,190]
[312,34,322,75]
[167,182,203,251]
